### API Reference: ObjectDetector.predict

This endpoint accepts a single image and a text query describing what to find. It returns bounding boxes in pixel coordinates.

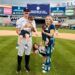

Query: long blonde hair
[45,16,53,26]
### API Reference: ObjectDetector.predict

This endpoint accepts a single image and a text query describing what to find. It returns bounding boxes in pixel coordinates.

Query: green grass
[0,26,75,34]
[0,26,41,31]
[37,28,42,31]
[0,26,16,30]
[58,29,75,34]
[37,28,75,34]
[0,36,75,75]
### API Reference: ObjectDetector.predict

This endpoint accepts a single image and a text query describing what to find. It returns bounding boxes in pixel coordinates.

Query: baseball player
[42,16,55,73]
[16,8,38,73]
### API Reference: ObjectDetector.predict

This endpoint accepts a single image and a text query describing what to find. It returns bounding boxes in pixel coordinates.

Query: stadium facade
[0,0,75,27]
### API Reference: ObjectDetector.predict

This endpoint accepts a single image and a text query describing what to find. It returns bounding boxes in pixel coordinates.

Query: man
[16,8,38,73]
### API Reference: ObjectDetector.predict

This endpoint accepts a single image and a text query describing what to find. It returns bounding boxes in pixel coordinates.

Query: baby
[18,16,35,45]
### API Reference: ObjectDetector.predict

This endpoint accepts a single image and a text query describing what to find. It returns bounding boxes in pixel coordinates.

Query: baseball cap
[23,8,30,12]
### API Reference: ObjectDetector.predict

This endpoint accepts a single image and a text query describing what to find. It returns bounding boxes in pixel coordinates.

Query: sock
[25,55,30,67]
[17,55,22,71]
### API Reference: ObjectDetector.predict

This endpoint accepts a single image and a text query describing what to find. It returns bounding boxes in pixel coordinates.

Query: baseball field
[0,26,75,33]
[0,26,75,75]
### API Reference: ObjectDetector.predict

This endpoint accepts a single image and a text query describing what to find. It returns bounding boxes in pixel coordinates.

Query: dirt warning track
[0,30,75,40]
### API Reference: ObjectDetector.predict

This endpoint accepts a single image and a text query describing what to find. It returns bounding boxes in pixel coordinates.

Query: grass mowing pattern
[0,36,75,75]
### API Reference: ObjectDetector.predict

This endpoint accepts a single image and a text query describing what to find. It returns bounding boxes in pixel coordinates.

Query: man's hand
[16,28,20,35]
[35,31,38,36]
[32,27,38,36]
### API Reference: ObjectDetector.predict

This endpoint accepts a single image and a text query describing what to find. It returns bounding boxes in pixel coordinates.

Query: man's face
[24,12,30,18]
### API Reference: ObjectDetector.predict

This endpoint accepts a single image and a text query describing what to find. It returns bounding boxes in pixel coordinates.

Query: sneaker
[52,47,54,50]
[42,63,45,66]
[25,66,30,72]
[42,63,45,69]
[48,67,51,71]
[42,70,47,73]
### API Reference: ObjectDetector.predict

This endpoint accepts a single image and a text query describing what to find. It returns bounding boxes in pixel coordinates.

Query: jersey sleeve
[50,24,55,30]
[16,19,22,29]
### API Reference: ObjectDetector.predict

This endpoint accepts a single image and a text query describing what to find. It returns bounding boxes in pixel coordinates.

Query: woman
[42,16,55,73]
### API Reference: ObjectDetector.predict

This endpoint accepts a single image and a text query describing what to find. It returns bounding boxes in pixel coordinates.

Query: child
[32,42,46,56]
[32,42,48,68]
[17,16,35,46]
[42,24,47,45]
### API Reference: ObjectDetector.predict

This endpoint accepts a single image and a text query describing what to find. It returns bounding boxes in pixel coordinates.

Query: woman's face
[45,16,52,26]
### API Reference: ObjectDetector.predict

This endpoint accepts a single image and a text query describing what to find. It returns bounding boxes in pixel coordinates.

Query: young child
[32,42,46,56]
[42,24,47,45]
[17,16,35,46]
[32,42,48,68]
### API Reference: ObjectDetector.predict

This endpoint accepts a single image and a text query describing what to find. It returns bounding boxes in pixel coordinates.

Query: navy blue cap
[23,8,30,12]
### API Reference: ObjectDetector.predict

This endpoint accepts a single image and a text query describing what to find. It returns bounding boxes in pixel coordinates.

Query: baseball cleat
[16,70,21,74]
[25,66,30,72]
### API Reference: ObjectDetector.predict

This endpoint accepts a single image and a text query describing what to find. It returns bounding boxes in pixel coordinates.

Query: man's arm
[16,28,20,35]
[16,20,21,35]
[32,20,38,35]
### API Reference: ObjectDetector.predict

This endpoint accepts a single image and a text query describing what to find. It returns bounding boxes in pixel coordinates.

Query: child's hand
[25,34,30,42]
[42,30,46,34]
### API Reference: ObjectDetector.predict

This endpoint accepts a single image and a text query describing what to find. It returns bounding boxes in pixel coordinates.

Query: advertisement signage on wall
[4,7,12,15]
[65,10,74,16]
[0,7,4,14]
[27,4,50,16]
[12,6,25,15]
[51,7,65,16]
